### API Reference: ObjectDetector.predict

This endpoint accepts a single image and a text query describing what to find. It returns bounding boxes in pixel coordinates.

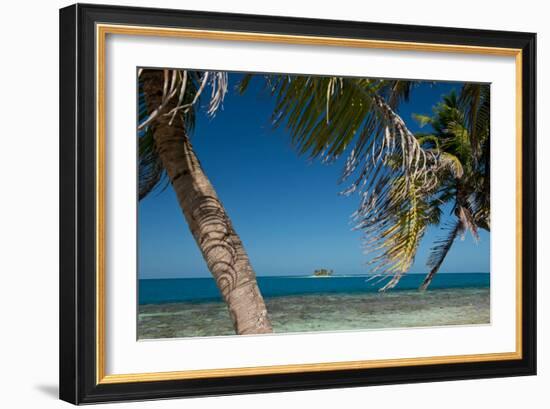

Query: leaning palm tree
[139,69,272,335]
[415,86,490,290]
[360,85,490,291]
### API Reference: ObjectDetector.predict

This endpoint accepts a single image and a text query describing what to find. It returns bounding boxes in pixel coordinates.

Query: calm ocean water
[138,273,489,305]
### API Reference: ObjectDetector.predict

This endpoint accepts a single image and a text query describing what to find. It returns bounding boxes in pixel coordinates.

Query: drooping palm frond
[138,77,173,200]
[240,75,428,165]
[268,75,376,160]
[461,84,491,230]
[412,113,434,128]
[348,98,447,289]
[472,135,490,230]
[365,176,435,291]
[456,202,479,241]
[386,80,415,109]
[240,75,445,288]
[138,127,168,200]
[459,83,490,157]
[137,69,228,200]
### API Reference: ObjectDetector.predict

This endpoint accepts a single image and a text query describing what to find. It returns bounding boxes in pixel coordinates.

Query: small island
[313,268,334,277]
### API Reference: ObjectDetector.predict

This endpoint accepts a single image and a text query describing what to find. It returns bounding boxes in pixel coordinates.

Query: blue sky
[138,74,489,279]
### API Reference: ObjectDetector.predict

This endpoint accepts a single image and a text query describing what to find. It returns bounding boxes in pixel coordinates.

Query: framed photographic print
[59,3,536,404]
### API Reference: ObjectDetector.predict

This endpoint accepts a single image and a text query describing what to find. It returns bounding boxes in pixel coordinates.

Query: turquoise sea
[138,273,490,339]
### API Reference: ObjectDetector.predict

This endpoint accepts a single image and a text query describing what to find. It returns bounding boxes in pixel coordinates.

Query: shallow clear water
[138,287,490,339]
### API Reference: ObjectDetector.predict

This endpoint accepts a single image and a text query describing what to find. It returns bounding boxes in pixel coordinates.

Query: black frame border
[59,3,536,404]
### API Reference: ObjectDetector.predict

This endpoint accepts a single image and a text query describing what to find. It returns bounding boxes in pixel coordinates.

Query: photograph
[137,69,491,339]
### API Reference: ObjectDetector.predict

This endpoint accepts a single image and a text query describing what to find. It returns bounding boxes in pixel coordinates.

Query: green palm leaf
[367,177,434,291]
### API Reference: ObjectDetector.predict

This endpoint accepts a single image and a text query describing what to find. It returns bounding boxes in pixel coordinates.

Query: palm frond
[365,176,434,291]
[206,71,228,115]
[472,136,490,230]
[237,73,254,94]
[459,83,490,157]
[412,113,433,128]
[439,152,464,179]
[456,203,479,241]
[138,127,169,200]
[386,80,415,108]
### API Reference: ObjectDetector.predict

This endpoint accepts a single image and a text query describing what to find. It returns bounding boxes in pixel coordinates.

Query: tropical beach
[137,69,490,338]
[138,284,489,339]
[138,274,489,339]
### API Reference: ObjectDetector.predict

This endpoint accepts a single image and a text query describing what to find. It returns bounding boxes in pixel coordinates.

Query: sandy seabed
[138,287,489,339]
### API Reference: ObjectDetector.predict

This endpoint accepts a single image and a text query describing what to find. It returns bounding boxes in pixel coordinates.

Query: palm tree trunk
[419,221,461,291]
[141,70,272,335]
[419,266,439,291]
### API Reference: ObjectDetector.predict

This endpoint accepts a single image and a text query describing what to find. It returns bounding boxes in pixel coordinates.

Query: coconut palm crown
[362,84,490,291]
[414,85,490,290]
